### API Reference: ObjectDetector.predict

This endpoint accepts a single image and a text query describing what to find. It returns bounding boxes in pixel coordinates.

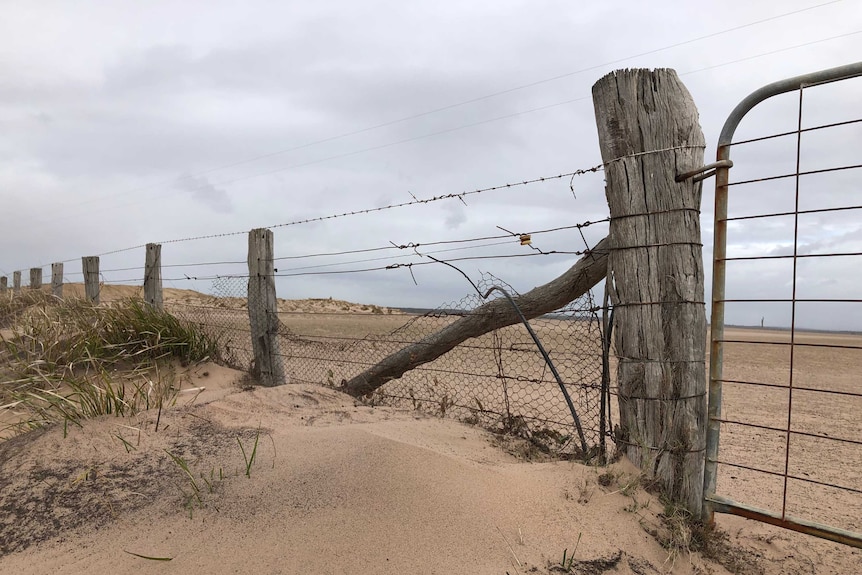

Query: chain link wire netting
[268,273,609,456]
[3,270,611,456]
[166,276,255,371]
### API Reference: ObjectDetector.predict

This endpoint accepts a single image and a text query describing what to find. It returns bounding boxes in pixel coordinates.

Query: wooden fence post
[13,271,21,294]
[592,68,707,514]
[144,243,163,309]
[82,257,100,304]
[0,276,6,293]
[247,228,286,386]
[29,268,43,290]
[51,263,64,298]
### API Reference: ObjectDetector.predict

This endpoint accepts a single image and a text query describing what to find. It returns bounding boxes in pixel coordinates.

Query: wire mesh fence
[168,273,611,457]
[364,279,608,457]
[2,165,616,457]
[165,276,255,372]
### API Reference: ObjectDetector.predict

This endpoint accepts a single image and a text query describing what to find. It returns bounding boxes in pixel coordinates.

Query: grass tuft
[237,427,261,477]
[1,293,222,434]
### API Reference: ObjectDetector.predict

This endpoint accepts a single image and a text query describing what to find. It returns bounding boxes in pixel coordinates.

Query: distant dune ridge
[41,283,402,315]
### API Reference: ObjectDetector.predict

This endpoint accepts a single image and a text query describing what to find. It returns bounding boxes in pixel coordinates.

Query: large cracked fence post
[592,68,708,515]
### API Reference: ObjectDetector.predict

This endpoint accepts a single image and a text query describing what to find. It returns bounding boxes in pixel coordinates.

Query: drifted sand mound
[0,373,856,574]
[0,376,682,574]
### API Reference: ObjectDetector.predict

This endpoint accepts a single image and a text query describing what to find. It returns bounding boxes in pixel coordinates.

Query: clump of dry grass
[0,289,56,328]
[0,294,221,434]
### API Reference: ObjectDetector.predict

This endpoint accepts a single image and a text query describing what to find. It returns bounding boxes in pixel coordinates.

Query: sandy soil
[707,327,862,558]
[0,374,717,574]
[1,367,859,573]
[1,288,860,573]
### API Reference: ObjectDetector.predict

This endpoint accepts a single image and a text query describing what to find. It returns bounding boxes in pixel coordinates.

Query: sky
[1,0,860,330]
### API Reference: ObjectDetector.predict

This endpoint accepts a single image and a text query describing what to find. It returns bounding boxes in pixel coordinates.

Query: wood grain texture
[144,244,163,309]
[51,263,63,298]
[592,68,707,514]
[82,257,100,304]
[248,228,286,386]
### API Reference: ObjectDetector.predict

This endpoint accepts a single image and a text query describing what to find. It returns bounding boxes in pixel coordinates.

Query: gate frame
[703,61,862,548]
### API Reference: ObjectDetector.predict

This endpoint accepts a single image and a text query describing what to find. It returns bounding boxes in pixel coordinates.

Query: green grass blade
[123,550,173,561]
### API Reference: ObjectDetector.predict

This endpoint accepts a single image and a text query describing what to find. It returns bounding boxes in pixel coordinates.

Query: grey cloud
[0,0,858,328]
[443,203,467,230]
[175,174,234,213]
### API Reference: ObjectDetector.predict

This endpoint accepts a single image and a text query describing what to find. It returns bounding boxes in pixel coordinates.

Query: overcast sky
[1,0,860,330]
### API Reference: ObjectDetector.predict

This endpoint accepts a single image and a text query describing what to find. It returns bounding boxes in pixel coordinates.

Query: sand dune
[2,367,860,573]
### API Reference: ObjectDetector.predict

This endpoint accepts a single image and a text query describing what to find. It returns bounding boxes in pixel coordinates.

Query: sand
[0,366,859,574]
[0,372,682,574]
[1,288,860,573]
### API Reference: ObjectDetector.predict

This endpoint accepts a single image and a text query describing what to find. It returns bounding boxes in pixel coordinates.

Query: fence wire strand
[163,272,612,457]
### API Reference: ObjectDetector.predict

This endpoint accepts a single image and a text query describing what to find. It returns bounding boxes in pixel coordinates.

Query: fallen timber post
[342,237,609,398]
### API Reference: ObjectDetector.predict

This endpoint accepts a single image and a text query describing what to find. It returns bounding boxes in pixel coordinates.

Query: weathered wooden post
[82,256,100,304]
[51,263,63,298]
[144,243,163,309]
[0,276,6,293]
[593,69,707,514]
[29,268,42,290]
[247,228,286,386]
[13,271,21,294]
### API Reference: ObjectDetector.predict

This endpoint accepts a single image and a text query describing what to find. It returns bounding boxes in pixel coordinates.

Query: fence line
[27,166,604,269]
[1,204,615,459]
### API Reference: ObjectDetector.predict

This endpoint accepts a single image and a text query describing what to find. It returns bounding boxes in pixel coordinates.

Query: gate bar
[707,495,862,549]
[703,61,862,541]
[717,62,862,147]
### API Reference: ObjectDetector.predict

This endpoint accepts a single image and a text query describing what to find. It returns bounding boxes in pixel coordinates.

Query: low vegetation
[0,291,221,435]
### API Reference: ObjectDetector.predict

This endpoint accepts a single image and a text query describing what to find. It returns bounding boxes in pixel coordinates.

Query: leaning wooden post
[247,228,286,386]
[0,276,7,293]
[13,271,21,294]
[592,69,707,514]
[82,256,100,304]
[51,263,64,298]
[144,243,163,309]
[29,268,43,290]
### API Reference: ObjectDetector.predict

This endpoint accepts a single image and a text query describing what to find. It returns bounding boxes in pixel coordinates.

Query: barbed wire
[158,166,604,246]
[275,220,609,261]
[8,22,858,275]
[14,0,839,234]
[274,240,514,274]
[101,278,145,285]
[162,247,593,282]
[69,121,715,269]
[26,166,606,270]
[81,218,610,276]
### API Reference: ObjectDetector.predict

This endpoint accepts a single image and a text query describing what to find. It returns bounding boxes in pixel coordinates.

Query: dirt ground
[1,288,860,573]
[710,327,862,537]
[167,292,862,552]
[0,366,859,574]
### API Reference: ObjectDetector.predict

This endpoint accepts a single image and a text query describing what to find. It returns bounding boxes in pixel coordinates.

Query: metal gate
[703,62,862,547]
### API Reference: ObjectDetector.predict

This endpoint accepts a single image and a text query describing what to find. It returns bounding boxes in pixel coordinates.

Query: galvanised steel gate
[703,62,862,548]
